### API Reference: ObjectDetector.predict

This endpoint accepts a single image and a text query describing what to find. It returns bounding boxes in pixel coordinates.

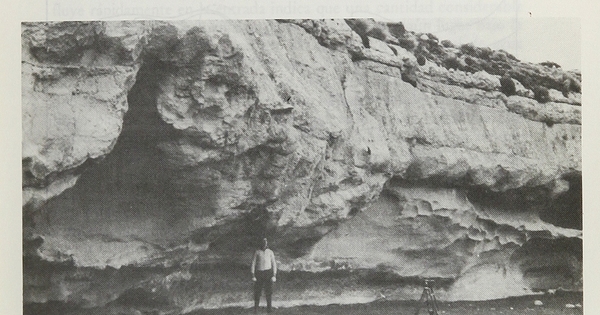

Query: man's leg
[254,278,262,313]
[265,275,273,313]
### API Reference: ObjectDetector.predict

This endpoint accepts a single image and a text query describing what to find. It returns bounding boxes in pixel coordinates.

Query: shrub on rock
[441,39,455,48]
[345,19,371,48]
[565,75,581,93]
[367,24,392,41]
[560,76,581,98]
[460,43,477,57]
[426,33,439,43]
[479,47,493,59]
[401,59,418,87]
[401,72,418,87]
[345,19,372,34]
[561,79,571,97]
[397,37,416,51]
[443,53,461,70]
[533,86,551,103]
[570,78,581,93]
[501,49,519,61]
[490,49,519,63]
[500,75,517,96]
[386,22,406,38]
[540,61,561,69]
[345,18,393,47]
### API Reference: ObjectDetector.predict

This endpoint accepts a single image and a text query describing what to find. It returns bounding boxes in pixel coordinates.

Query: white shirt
[252,248,277,275]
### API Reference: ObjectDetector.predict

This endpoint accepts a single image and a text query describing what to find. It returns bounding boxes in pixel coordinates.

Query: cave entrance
[509,237,582,291]
[539,175,582,230]
[31,57,218,244]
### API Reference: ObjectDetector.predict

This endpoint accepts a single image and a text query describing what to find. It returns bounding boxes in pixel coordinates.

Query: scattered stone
[534,300,544,306]
[565,304,575,308]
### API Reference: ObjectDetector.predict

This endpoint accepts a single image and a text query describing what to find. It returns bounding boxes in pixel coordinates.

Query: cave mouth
[464,175,582,230]
[30,56,222,244]
[510,237,582,290]
[539,175,582,230]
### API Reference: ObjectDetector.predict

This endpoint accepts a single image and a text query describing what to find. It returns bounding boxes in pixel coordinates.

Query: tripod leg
[430,293,439,315]
[414,290,427,315]
[425,291,433,315]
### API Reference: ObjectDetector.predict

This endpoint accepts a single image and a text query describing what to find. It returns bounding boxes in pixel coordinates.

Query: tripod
[414,280,439,315]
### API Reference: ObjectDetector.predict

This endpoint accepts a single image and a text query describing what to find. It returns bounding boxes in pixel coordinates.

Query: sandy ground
[24,291,582,315]
[188,292,583,315]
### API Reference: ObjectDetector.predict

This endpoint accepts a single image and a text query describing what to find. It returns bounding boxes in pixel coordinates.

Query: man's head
[261,238,268,250]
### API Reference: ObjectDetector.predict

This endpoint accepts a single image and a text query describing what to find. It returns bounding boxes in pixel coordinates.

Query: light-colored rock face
[308,184,580,301]
[22,21,148,211]
[22,19,582,311]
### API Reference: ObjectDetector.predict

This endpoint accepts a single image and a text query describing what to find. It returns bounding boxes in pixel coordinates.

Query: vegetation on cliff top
[342,18,581,101]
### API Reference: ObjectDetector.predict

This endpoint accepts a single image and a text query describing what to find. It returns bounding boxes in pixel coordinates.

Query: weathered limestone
[22,19,582,310]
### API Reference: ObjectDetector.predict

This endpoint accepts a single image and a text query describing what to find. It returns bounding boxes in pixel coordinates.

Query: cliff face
[22,19,581,312]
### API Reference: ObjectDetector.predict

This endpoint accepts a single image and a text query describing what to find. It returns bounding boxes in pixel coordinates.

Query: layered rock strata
[22,19,582,312]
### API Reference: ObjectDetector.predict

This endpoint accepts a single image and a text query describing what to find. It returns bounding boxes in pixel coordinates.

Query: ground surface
[190,292,583,315]
[24,291,583,315]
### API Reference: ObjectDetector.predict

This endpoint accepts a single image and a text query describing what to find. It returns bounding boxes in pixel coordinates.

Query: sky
[364,0,583,71]
[11,0,583,70]
[397,17,581,71]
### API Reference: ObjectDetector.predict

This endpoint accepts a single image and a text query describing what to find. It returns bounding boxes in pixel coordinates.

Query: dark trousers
[254,269,273,311]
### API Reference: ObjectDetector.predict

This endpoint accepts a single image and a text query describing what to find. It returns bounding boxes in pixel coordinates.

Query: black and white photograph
[6,1,596,314]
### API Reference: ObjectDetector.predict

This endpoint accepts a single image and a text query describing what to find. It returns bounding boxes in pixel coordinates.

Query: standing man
[251,238,277,313]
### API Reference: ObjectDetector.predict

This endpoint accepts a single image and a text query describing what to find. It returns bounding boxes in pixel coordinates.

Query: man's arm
[270,250,277,281]
[251,251,257,281]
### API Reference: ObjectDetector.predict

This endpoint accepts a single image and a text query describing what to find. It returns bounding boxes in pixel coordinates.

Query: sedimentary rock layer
[22,19,582,312]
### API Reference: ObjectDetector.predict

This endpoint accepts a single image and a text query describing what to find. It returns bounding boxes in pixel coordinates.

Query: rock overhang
[22,19,582,309]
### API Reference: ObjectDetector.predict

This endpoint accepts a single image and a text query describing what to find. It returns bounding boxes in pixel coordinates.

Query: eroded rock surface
[22,21,149,212]
[22,19,582,312]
